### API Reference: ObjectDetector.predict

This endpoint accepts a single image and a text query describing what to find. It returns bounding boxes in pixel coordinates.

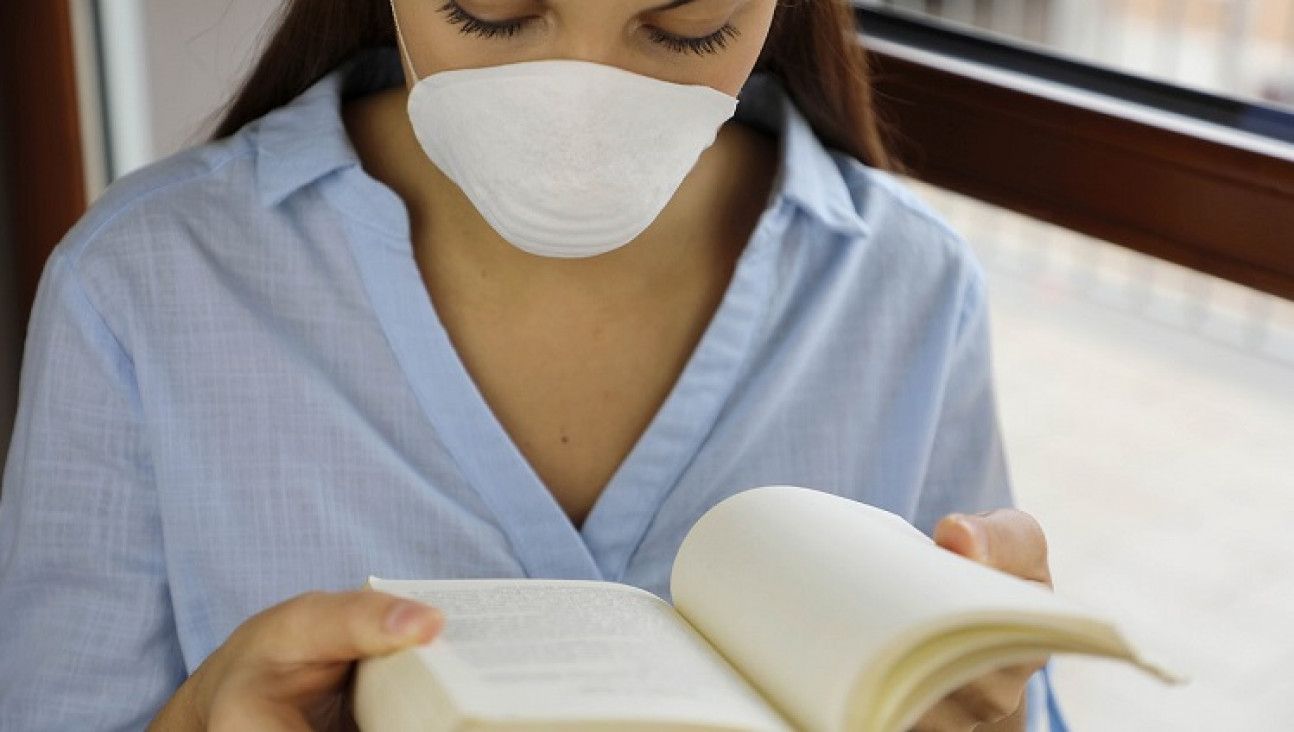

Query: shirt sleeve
[0,249,185,731]
[911,261,1012,533]
[1028,665,1071,732]
[911,259,1070,732]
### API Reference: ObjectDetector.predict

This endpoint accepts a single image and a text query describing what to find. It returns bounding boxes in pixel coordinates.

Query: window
[856,5,1294,728]
[857,4,1294,299]
[867,0,1294,109]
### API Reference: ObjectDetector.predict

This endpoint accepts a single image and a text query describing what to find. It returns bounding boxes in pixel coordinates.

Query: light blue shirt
[0,51,1059,730]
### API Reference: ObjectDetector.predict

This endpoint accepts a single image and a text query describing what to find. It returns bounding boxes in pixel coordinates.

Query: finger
[264,590,445,665]
[949,662,1041,720]
[910,696,979,732]
[934,509,1051,586]
[910,662,1040,732]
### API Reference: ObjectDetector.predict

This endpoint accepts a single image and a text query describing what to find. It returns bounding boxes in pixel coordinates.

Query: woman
[0,0,1058,729]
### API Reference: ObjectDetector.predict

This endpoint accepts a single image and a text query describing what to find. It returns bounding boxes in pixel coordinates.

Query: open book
[354,486,1177,731]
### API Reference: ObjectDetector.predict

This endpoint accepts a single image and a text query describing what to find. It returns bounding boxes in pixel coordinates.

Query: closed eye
[437,0,536,39]
[644,23,739,55]
[437,0,740,56]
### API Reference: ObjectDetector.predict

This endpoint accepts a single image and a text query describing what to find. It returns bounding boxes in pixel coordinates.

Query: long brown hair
[212,0,891,169]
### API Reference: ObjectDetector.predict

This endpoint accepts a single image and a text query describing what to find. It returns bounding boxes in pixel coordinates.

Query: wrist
[147,670,206,732]
[150,647,229,732]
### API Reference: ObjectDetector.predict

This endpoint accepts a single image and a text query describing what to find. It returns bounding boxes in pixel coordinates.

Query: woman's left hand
[911,509,1053,732]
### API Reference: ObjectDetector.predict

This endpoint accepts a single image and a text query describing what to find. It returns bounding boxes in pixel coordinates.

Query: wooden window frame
[860,7,1294,301]
[0,2,88,325]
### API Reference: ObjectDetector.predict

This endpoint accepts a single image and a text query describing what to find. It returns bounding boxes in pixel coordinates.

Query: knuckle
[267,591,331,658]
[334,591,393,649]
[343,599,376,640]
[294,590,332,608]
[951,678,1024,724]
[985,684,1025,721]
[984,688,1023,721]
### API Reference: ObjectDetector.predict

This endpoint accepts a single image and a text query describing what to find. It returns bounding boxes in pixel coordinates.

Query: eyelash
[644,24,740,56]
[437,1,529,39]
[436,1,740,56]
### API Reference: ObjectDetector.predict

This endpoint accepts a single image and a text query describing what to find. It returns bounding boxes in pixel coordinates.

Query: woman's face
[392,0,780,96]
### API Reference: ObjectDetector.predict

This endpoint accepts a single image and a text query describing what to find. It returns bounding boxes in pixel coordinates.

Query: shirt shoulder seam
[64,146,256,269]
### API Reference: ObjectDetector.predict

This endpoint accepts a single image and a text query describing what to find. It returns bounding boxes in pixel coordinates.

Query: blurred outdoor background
[876,2,1294,728]
[873,0,1294,107]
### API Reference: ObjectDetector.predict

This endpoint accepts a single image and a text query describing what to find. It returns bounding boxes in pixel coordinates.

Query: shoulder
[63,138,257,263]
[844,160,988,329]
[49,135,283,328]
[46,71,369,327]
[741,74,981,299]
[842,161,961,243]
[756,121,990,354]
[41,136,254,310]
[839,157,977,279]
[49,54,399,315]
[782,139,987,318]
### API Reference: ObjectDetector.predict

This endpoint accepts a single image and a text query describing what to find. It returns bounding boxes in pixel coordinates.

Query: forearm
[147,675,205,732]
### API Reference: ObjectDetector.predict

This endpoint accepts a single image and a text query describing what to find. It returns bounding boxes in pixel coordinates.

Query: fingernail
[385,601,442,638]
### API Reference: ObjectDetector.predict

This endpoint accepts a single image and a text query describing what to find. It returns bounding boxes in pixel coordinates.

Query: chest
[433,286,724,527]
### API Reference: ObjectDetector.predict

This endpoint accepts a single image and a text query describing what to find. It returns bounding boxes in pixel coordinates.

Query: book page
[370,578,790,731]
[670,487,1168,732]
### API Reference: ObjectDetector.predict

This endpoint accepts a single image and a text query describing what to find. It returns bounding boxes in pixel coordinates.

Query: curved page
[670,487,1161,732]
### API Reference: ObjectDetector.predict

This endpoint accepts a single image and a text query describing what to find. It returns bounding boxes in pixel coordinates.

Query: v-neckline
[329,173,783,583]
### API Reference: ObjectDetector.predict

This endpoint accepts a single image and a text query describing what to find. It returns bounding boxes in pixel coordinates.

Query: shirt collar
[736,75,871,238]
[252,49,404,207]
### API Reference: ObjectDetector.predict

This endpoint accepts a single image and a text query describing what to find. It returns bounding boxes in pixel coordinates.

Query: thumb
[934,510,1051,587]
[263,591,445,663]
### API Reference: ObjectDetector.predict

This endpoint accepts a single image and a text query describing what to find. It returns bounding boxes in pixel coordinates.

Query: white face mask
[392,12,739,258]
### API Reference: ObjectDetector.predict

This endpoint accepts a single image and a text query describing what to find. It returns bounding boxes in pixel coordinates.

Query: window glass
[862,0,1294,110]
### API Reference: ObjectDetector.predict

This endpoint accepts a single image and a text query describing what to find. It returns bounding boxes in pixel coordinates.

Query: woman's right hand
[150,590,444,731]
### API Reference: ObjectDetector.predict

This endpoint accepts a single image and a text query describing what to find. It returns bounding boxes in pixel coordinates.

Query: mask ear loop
[389,0,421,80]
